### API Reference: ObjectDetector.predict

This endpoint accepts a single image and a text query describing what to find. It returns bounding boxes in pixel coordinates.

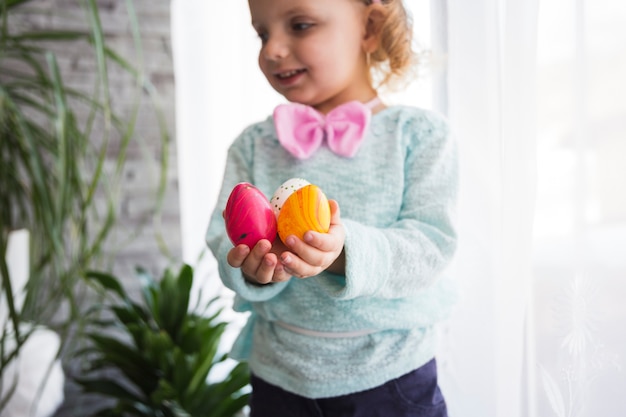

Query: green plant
[0,0,169,411]
[78,264,250,417]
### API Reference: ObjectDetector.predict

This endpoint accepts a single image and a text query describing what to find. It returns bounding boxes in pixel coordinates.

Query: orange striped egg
[275,183,331,242]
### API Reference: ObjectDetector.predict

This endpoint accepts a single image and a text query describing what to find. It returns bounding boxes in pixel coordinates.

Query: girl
[206,0,457,415]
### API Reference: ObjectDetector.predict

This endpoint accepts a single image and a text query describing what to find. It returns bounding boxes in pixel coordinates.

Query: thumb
[328,199,341,225]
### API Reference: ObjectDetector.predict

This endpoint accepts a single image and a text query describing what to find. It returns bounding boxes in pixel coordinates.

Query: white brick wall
[18,0,181,277]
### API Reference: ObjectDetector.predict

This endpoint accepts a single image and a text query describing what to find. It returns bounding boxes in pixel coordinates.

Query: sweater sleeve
[319,113,458,299]
[205,129,289,302]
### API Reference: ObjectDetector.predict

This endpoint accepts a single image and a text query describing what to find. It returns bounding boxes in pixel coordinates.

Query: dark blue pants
[249,358,448,417]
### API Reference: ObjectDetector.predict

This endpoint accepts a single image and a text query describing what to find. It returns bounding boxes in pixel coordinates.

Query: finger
[328,199,341,224]
[301,199,344,251]
[254,253,279,284]
[271,260,292,283]
[302,230,337,252]
[226,244,250,268]
[251,252,293,284]
[240,239,272,279]
[279,251,314,279]
[283,235,322,266]
[245,239,272,266]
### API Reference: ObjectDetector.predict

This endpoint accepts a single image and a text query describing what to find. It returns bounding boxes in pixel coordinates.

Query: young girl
[206,0,457,415]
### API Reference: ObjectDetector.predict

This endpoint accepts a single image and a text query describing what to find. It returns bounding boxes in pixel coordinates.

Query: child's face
[249,0,373,112]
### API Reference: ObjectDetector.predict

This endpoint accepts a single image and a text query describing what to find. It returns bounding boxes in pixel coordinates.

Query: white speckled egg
[270,178,310,217]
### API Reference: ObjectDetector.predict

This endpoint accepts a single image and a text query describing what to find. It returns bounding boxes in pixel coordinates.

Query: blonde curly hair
[364,0,419,90]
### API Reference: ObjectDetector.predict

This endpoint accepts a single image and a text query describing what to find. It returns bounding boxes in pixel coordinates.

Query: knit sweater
[205,105,458,399]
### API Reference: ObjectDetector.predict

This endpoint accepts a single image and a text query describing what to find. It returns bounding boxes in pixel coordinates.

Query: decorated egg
[224,182,277,247]
[271,179,331,242]
[269,177,310,217]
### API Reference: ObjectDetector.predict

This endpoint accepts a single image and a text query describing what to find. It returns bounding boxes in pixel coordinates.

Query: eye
[292,22,313,32]
[256,31,269,44]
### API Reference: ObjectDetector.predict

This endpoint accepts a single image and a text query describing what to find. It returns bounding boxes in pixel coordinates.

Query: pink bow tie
[273,97,381,159]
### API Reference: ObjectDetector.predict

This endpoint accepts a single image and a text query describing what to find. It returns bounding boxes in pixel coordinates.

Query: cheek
[309,33,360,69]
[258,54,271,80]
[258,53,265,73]
[310,46,355,79]
[301,44,331,73]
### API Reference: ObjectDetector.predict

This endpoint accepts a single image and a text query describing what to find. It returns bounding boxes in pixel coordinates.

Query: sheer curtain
[532,1,626,416]
[444,0,626,416]
[441,1,539,417]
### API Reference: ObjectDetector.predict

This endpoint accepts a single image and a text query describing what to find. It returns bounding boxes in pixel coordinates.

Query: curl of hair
[367,0,419,91]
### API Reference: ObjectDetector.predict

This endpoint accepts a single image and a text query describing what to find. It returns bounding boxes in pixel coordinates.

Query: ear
[362,5,386,54]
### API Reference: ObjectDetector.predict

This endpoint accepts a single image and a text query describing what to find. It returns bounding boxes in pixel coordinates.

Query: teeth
[278,69,302,78]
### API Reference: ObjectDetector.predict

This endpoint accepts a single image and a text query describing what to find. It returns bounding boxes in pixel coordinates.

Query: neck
[364,96,381,109]
[313,91,380,115]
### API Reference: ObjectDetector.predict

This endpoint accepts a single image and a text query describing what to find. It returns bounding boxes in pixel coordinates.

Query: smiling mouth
[275,69,306,79]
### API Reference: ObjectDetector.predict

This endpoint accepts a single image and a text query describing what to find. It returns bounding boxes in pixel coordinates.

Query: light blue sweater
[206,105,458,399]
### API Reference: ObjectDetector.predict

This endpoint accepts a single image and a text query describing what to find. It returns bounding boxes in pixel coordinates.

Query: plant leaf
[87,333,158,395]
[75,377,146,404]
[184,322,227,399]
[85,270,129,301]
[539,364,566,417]
[213,393,251,417]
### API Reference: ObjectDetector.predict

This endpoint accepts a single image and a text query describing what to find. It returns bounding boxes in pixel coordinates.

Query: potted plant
[1,0,169,413]
[78,263,250,417]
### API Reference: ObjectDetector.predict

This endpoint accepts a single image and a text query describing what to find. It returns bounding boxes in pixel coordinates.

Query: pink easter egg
[224,182,277,247]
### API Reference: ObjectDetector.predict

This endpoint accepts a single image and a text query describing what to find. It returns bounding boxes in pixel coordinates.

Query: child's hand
[227,238,292,285]
[278,200,346,278]
[226,200,345,283]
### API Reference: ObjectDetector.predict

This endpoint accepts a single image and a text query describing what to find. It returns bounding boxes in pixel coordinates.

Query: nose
[262,32,289,61]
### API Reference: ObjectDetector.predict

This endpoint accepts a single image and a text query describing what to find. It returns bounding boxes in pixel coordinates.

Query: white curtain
[531,1,626,416]
[171,0,282,308]
[443,0,626,416]
[440,1,539,416]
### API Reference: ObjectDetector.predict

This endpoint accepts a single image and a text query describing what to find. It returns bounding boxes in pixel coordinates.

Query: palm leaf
[78,264,250,416]
[76,378,147,404]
